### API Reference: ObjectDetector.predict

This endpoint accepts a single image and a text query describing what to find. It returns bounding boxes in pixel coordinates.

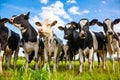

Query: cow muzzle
[64,35,69,39]
[80,30,86,39]
[39,28,43,33]
[108,31,113,35]
[9,19,14,24]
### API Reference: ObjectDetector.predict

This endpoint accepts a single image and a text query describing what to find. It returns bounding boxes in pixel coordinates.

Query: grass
[0,58,120,80]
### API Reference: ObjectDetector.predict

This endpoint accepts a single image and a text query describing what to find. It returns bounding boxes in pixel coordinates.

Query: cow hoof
[0,70,2,75]
[77,71,82,75]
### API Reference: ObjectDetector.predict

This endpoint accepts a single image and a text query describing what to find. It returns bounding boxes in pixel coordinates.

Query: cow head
[35,19,57,37]
[9,12,30,33]
[97,18,120,36]
[78,18,98,39]
[58,22,78,40]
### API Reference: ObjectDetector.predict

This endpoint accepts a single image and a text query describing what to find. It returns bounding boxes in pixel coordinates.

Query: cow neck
[44,32,54,48]
[21,22,38,42]
[107,33,113,47]
[112,33,119,41]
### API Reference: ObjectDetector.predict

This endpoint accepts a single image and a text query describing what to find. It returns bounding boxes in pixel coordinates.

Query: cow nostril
[108,31,113,35]
[39,29,43,33]
[9,19,13,23]
[80,31,86,38]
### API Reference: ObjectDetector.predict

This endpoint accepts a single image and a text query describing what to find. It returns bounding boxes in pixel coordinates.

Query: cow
[58,22,82,70]
[9,12,40,70]
[0,18,20,74]
[58,19,107,73]
[35,19,63,72]
[58,43,68,63]
[97,18,120,71]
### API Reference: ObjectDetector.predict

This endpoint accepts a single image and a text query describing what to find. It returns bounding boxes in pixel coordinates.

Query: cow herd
[0,12,120,74]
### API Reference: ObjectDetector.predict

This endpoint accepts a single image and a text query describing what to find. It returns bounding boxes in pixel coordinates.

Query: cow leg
[14,50,18,69]
[53,47,58,72]
[110,53,115,72]
[92,53,94,69]
[40,53,44,68]
[44,49,50,70]
[34,46,39,70]
[69,52,73,70]
[2,53,5,66]
[0,50,4,74]
[0,42,7,74]
[117,48,120,71]
[79,49,83,73]
[24,53,29,69]
[102,50,107,70]
[88,48,94,72]
[96,53,100,68]
[6,53,12,69]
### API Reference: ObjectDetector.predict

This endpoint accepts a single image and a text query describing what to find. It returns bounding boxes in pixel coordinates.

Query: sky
[0,0,120,56]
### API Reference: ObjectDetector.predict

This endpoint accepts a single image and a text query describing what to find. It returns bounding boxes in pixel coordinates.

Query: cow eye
[47,24,50,26]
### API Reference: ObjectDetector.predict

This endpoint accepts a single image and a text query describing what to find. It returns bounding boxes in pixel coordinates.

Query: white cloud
[39,1,72,21]
[69,6,89,15]
[40,0,49,4]
[81,10,89,14]
[102,1,106,4]
[114,23,120,32]
[69,6,80,15]
[67,0,76,4]
[31,1,72,41]
[94,9,102,13]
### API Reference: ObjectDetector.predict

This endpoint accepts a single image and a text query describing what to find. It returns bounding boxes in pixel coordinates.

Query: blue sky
[0,0,120,44]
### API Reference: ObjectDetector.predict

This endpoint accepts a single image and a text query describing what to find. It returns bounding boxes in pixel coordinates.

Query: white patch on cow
[90,31,98,50]
[13,23,27,33]
[5,45,12,54]
[23,41,38,54]
[78,48,84,73]
[104,20,112,32]
[79,19,88,29]
[39,19,53,37]
[0,50,4,57]
[66,24,71,28]
[13,23,21,28]
[21,29,27,33]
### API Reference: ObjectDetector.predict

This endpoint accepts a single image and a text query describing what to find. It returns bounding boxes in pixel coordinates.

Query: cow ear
[58,26,64,30]
[0,18,9,23]
[25,12,30,19]
[35,22,42,27]
[51,20,57,27]
[113,18,120,25]
[90,19,98,26]
[97,22,103,27]
[71,22,78,30]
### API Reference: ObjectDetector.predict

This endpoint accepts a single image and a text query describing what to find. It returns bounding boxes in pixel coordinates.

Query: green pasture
[0,57,120,80]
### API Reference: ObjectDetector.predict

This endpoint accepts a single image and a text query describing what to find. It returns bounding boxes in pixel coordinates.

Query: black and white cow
[59,19,107,73]
[35,19,63,72]
[0,18,20,74]
[59,42,69,61]
[77,18,107,73]
[58,23,80,69]
[9,12,40,69]
[97,18,120,71]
